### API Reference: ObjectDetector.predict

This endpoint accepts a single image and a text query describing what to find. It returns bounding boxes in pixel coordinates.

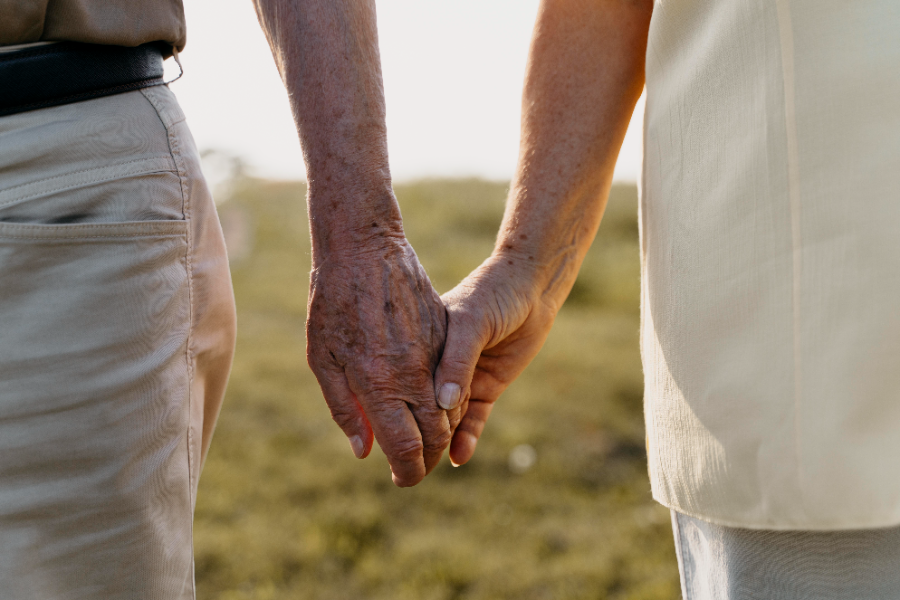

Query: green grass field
[195,178,680,600]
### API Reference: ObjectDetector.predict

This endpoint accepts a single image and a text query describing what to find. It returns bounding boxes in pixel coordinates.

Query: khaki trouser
[0,86,236,599]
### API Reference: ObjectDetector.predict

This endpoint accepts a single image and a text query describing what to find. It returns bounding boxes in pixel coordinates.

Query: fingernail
[438,382,461,410]
[349,435,364,458]
[450,459,461,467]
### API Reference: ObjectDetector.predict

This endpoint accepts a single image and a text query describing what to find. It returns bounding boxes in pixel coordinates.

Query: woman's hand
[430,0,652,466]
[433,253,560,466]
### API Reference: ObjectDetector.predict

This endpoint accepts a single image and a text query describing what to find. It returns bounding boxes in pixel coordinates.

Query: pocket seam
[0,156,178,209]
[139,84,197,503]
[0,220,188,240]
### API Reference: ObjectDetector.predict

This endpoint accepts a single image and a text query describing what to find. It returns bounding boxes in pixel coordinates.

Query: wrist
[492,239,581,312]
[307,180,407,262]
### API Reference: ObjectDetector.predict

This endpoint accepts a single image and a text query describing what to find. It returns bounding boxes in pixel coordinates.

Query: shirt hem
[652,491,900,532]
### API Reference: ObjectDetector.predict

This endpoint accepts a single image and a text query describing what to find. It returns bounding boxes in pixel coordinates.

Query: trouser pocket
[0,220,195,599]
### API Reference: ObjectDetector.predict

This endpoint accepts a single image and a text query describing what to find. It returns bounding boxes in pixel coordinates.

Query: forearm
[252,0,402,261]
[497,0,652,308]
[253,0,453,484]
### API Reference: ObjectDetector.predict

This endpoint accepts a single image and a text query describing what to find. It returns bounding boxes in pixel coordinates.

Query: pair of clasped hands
[269,0,654,487]
[306,215,558,487]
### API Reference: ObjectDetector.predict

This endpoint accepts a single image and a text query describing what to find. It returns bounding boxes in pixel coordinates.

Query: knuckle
[358,373,400,397]
[307,345,340,373]
[440,355,474,373]
[365,400,407,422]
[447,405,465,431]
[327,405,358,430]
[388,437,424,463]
[422,427,453,453]
[359,369,433,405]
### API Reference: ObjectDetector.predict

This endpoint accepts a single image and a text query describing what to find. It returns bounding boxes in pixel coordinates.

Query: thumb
[434,309,486,411]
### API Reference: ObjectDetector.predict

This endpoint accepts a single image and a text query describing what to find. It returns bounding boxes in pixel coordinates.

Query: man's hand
[252,0,460,485]
[306,233,457,486]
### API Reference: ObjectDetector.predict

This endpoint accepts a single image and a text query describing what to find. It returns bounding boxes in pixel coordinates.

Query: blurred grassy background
[196,178,680,600]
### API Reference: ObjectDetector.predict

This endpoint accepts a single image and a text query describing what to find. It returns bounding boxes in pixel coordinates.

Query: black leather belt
[0,42,167,117]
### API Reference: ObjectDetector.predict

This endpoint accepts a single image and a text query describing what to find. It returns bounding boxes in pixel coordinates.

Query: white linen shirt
[641,0,900,529]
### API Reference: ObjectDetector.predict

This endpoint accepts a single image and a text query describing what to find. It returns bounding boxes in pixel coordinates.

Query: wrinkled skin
[255,0,652,485]
[254,0,464,486]
[306,238,462,486]
[430,0,653,468]
[434,254,559,466]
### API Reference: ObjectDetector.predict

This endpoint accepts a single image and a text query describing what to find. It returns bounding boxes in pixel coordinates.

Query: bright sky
[169,0,644,184]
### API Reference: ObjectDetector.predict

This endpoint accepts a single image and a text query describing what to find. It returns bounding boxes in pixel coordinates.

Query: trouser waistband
[0,42,167,117]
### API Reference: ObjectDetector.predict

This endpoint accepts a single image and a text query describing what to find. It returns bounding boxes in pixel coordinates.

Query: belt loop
[166,47,185,85]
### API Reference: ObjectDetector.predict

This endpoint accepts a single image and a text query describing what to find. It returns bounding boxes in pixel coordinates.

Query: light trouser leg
[671,509,900,600]
[0,87,235,600]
